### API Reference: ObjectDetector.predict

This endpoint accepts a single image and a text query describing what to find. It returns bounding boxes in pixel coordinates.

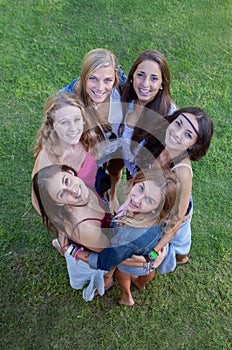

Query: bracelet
[66,244,75,255]
[148,250,159,262]
[62,243,70,250]
[66,244,84,259]
[74,247,84,260]
[143,261,155,274]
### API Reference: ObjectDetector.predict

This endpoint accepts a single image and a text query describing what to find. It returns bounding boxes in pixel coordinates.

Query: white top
[172,163,193,177]
[95,88,123,165]
[108,88,123,135]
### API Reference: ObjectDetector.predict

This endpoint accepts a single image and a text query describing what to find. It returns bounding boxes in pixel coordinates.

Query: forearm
[154,221,181,252]
[120,247,166,270]
[76,250,91,264]
[76,225,163,270]
[76,244,136,271]
[120,255,146,268]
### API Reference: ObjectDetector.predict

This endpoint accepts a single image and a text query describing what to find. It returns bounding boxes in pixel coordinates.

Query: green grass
[0,0,231,349]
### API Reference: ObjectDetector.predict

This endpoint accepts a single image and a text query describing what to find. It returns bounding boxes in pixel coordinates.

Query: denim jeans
[88,225,163,271]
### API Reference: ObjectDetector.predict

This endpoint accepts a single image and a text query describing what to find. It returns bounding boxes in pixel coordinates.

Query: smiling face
[85,66,116,104]
[133,60,163,106]
[165,113,199,153]
[47,171,90,206]
[53,104,84,145]
[125,180,162,213]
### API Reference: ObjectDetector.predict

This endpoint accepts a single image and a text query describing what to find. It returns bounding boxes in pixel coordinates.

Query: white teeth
[131,199,139,208]
[68,133,78,137]
[139,88,150,94]
[92,91,105,97]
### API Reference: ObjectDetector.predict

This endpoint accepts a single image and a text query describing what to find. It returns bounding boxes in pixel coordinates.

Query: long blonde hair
[74,48,119,135]
[75,48,119,106]
[34,92,99,160]
[115,168,180,229]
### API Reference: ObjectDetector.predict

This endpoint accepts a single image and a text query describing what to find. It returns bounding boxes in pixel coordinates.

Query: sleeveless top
[172,163,193,177]
[72,212,112,229]
[172,162,193,216]
[37,148,97,189]
[108,88,123,135]
[77,151,98,189]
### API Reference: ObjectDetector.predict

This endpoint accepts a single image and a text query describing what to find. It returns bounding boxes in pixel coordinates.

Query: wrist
[148,250,159,261]
[66,244,84,259]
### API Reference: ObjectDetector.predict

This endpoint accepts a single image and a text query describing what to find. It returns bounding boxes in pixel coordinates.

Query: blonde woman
[60,48,125,212]
[32,92,101,250]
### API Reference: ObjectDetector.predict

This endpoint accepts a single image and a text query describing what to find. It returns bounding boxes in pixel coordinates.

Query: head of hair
[34,92,99,160]
[75,48,119,107]
[165,106,214,161]
[32,164,78,234]
[121,50,172,115]
[115,168,180,229]
[131,106,214,168]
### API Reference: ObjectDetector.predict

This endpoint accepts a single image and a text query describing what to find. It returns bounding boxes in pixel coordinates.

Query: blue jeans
[88,225,163,271]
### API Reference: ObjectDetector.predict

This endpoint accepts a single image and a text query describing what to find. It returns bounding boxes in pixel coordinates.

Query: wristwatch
[148,250,159,262]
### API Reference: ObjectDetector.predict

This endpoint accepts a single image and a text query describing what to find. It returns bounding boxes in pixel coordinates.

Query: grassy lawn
[0,0,231,349]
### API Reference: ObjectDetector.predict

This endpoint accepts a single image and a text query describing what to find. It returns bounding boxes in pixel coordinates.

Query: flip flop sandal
[176,256,189,265]
[52,239,64,257]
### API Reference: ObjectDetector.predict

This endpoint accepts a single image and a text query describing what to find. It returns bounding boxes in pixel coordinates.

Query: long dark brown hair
[118,50,174,138]
[33,164,78,234]
[121,50,173,115]
[131,106,214,169]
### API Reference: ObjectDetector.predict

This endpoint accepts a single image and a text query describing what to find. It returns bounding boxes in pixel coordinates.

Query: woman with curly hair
[32,92,101,249]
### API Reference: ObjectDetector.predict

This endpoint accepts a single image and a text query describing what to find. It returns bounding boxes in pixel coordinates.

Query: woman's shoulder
[59,78,79,93]
[172,159,193,180]
[32,148,53,178]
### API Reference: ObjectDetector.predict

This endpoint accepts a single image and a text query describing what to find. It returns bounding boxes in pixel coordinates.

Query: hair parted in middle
[34,92,101,160]
[115,168,180,230]
[121,49,173,115]
[75,48,119,107]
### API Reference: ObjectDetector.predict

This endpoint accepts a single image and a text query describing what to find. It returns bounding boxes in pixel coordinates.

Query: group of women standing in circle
[32,48,213,305]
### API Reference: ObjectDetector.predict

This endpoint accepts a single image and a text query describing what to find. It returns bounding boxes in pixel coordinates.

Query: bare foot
[118,295,134,306]
[131,276,146,290]
[104,277,115,291]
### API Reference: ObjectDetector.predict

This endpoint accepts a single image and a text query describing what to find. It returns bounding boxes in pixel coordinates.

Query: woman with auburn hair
[111,168,179,306]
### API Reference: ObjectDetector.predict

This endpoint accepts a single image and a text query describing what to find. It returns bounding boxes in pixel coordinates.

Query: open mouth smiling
[138,88,151,95]
[67,133,80,138]
[91,90,106,97]
[129,198,140,209]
